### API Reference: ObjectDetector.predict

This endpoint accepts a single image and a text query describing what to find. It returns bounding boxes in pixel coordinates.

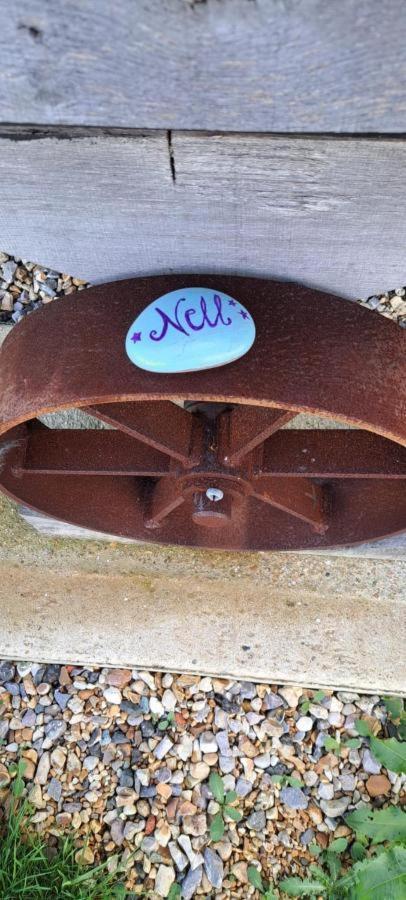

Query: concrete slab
[0,494,404,694]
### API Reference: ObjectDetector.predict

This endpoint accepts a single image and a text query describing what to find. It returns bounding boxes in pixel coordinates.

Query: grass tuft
[0,761,130,899]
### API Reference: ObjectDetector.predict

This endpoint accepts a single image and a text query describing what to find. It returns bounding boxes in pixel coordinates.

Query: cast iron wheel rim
[0,274,405,552]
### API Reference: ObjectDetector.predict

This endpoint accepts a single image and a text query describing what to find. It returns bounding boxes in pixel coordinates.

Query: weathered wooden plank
[1,129,406,298]
[1,0,406,132]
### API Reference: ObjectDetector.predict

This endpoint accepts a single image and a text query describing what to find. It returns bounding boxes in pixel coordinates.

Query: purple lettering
[149,298,189,341]
[149,293,233,342]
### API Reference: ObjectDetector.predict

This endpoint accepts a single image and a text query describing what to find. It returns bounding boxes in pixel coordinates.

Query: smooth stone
[154,736,173,760]
[247,809,266,831]
[169,842,188,872]
[320,796,351,818]
[296,716,314,732]
[279,686,302,709]
[156,766,172,783]
[178,835,204,870]
[155,865,175,897]
[199,732,218,754]
[236,777,254,797]
[140,720,155,739]
[0,721,9,740]
[190,761,210,783]
[54,690,69,710]
[301,828,315,846]
[216,731,231,756]
[181,864,203,899]
[105,668,132,689]
[149,697,164,717]
[254,752,271,769]
[340,774,356,792]
[103,687,122,705]
[317,782,334,800]
[21,709,36,727]
[162,690,176,711]
[28,784,44,808]
[0,662,15,683]
[83,755,99,771]
[362,748,381,775]
[120,770,134,788]
[366,774,391,797]
[16,661,34,678]
[280,786,309,810]
[203,847,224,889]
[263,691,284,711]
[47,777,62,802]
[219,754,235,774]
[125,287,255,373]
[303,770,318,787]
[35,752,50,785]
[44,720,66,744]
[182,813,207,837]
[110,819,125,846]
[176,734,194,761]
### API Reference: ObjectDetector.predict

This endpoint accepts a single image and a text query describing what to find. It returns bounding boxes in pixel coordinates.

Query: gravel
[0,253,88,324]
[0,251,405,330]
[1,662,403,896]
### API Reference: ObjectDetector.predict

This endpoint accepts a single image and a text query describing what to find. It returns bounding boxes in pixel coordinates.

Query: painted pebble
[125,286,255,373]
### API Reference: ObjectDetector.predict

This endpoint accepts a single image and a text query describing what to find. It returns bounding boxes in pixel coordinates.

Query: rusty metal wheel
[0,275,405,551]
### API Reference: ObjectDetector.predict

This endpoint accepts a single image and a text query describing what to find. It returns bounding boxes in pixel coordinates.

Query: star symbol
[228,299,237,307]
[239,310,249,320]
[131,331,142,343]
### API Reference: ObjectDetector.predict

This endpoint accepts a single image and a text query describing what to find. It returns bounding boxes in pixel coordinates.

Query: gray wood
[19,506,406,559]
[1,128,406,298]
[1,0,406,132]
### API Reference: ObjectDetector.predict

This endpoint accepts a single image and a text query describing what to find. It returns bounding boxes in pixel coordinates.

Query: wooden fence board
[1,129,405,298]
[1,0,406,132]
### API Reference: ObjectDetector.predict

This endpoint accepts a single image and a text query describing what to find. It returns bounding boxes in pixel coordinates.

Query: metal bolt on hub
[206,487,224,502]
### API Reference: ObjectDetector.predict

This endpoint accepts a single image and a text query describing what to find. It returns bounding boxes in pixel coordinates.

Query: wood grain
[1,128,406,298]
[1,0,406,131]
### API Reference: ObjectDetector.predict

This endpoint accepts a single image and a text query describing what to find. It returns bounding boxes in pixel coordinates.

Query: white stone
[279,686,302,709]
[198,677,213,693]
[190,761,210,782]
[296,716,313,732]
[254,752,271,769]
[176,734,194,761]
[154,736,173,760]
[103,686,122,704]
[178,834,204,870]
[162,689,176,711]
[169,841,188,872]
[199,732,218,754]
[150,696,164,717]
[136,670,156,690]
[125,287,256,373]
[155,864,175,897]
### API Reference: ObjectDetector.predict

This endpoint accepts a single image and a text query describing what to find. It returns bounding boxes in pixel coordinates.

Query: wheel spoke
[218,406,296,466]
[144,477,185,528]
[252,477,330,533]
[86,402,201,467]
[13,423,171,477]
[258,430,406,479]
